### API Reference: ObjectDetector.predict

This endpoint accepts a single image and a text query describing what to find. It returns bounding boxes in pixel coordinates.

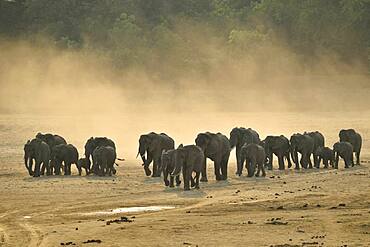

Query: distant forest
[1,0,369,76]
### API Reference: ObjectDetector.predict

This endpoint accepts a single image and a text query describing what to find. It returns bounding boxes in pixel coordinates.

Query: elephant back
[159,133,175,150]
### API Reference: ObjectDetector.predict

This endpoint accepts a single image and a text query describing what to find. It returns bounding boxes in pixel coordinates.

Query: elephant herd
[137,129,362,190]
[23,128,362,191]
[24,133,123,177]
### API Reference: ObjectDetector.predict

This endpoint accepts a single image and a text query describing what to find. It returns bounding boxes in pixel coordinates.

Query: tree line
[1,0,369,77]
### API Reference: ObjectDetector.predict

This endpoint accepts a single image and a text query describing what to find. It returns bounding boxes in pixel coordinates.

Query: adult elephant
[263,135,292,170]
[52,144,79,175]
[137,132,174,177]
[24,138,50,177]
[92,146,117,176]
[290,133,314,169]
[85,137,116,174]
[195,132,231,181]
[36,133,67,151]
[304,131,325,167]
[333,142,354,169]
[229,127,260,176]
[339,129,362,165]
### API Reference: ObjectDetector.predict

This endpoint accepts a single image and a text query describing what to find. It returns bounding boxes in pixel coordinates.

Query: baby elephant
[161,149,181,187]
[315,147,334,168]
[241,143,266,177]
[333,142,354,169]
[171,144,204,191]
[77,158,90,176]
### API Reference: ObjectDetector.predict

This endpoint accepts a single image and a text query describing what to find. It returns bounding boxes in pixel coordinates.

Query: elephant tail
[114,162,119,166]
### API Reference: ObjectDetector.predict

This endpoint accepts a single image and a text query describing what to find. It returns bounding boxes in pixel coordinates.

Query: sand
[0,112,369,246]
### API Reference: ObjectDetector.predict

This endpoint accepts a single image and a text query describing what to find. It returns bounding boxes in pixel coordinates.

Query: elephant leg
[293,152,300,169]
[235,148,242,176]
[40,163,45,175]
[277,154,284,170]
[45,161,51,175]
[169,175,175,188]
[214,159,222,181]
[64,162,69,175]
[200,157,208,182]
[247,160,255,177]
[163,170,170,186]
[307,153,313,169]
[355,151,360,165]
[268,153,273,170]
[255,163,260,177]
[183,167,190,191]
[334,153,339,169]
[190,174,196,188]
[194,171,200,189]
[33,161,41,177]
[152,159,160,177]
[286,152,292,168]
[78,166,82,176]
[344,157,350,168]
[175,175,181,186]
[299,154,306,169]
[221,154,229,180]
[261,162,266,177]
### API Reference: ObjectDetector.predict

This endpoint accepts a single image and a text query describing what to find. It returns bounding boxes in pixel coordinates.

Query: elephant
[24,138,51,177]
[290,133,314,169]
[171,144,204,190]
[339,129,362,165]
[85,137,116,175]
[137,132,175,177]
[263,135,292,170]
[229,127,260,176]
[52,144,79,175]
[195,132,231,181]
[36,133,67,151]
[161,149,181,187]
[333,142,354,169]
[314,146,334,168]
[92,146,117,176]
[304,131,325,167]
[77,158,90,176]
[240,143,266,177]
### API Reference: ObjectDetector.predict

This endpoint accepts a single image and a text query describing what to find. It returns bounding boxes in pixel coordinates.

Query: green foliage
[0,0,369,73]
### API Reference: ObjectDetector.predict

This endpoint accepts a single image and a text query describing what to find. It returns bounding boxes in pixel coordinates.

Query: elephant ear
[148,135,160,153]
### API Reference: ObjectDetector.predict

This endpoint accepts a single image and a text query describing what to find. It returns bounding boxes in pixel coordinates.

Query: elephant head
[137,133,160,176]
[161,149,173,174]
[171,144,186,177]
[290,134,302,164]
[339,129,356,142]
[229,128,243,148]
[84,137,97,164]
[195,133,211,152]
[24,140,34,176]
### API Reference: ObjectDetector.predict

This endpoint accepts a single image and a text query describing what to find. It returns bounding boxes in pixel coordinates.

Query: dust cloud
[0,38,369,159]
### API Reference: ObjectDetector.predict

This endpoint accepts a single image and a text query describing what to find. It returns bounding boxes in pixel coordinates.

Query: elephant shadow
[142,177,162,184]
[172,189,207,198]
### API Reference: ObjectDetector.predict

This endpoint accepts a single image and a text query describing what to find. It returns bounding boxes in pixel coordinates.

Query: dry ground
[0,113,369,246]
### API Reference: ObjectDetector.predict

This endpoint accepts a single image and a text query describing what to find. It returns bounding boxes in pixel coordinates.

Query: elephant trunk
[171,161,182,177]
[137,145,147,164]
